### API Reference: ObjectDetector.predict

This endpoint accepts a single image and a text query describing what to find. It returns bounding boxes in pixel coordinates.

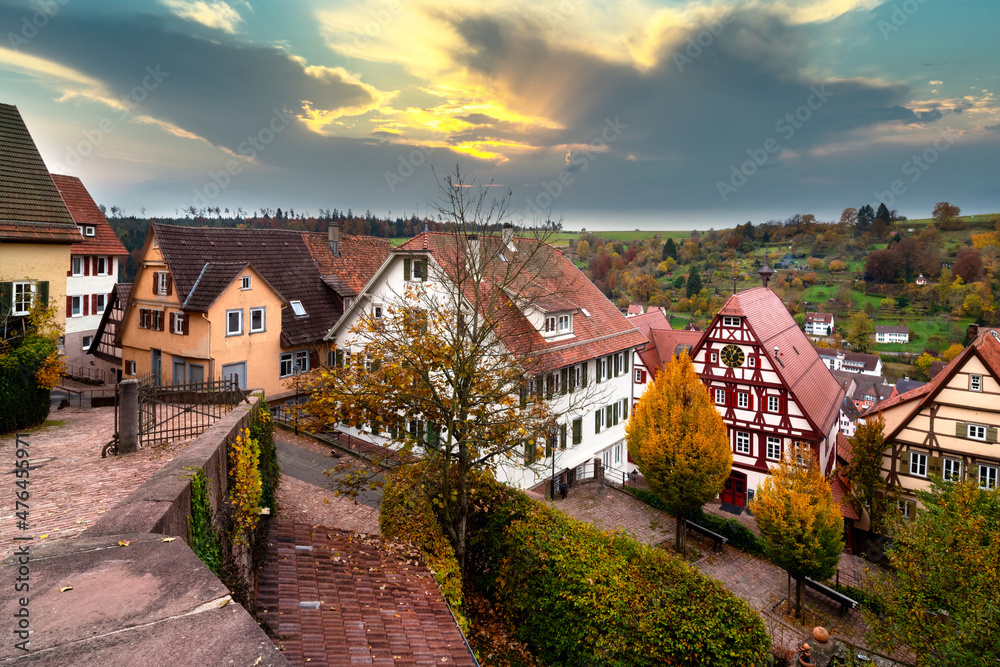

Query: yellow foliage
[626,351,732,520]
[35,351,65,390]
[971,231,1000,250]
[228,428,262,545]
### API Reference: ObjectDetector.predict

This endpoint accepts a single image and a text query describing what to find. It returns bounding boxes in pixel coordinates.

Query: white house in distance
[691,281,844,510]
[814,346,884,377]
[53,175,128,380]
[875,324,909,344]
[805,312,835,337]
[325,230,647,492]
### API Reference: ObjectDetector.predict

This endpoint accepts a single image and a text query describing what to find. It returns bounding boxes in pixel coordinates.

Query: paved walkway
[0,407,190,559]
[544,482,893,658]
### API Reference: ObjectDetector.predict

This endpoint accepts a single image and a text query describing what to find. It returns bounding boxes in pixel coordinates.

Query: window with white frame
[723,316,740,327]
[898,499,912,519]
[279,350,310,378]
[766,437,781,461]
[13,282,35,316]
[942,458,962,482]
[748,356,756,367]
[979,464,998,490]
[241,275,251,290]
[289,300,307,317]
[909,451,927,477]
[735,431,750,454]
[250,307,265,333]
[714,388,726,405]
[970,374,982,392]
[737,392,750,409]
[81,335,92,349]
[558,314,571,333]
[968,424,988,441]
[767,395,781,413]
[95,293,106,314]
[602,449,612,470]
[95,257,107,275]
[84,226,95,237]
[172,312,185,334]
[70,296,82,317]
[155,271,170,295]
[635,368,647,384]
[226,309,243,336]
[614,443,622,465]
[372,304,383,319]
[711,352,718,363]
[71,257,83,276]
[544,315,557,332]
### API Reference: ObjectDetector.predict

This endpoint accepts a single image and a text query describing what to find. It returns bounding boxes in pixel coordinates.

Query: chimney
[328,222,340,257]
[502,222,514,247]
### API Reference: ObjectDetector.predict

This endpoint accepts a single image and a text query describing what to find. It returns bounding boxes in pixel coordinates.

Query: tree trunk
[795,576,804,621]
[675,516,686,554]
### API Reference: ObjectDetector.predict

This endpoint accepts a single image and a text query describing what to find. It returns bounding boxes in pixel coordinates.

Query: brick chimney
[328,222,340,257]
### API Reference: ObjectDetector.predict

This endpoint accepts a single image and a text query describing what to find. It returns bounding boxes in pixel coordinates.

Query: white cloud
[160,0,243,33]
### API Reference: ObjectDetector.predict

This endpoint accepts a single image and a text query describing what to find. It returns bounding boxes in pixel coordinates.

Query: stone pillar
[595,457,607,497]
[118,379,139,454]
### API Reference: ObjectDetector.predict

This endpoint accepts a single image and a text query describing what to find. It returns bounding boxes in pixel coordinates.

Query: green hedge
[468,478,771,667]
[0,336,55,434]
[622,486,769,559]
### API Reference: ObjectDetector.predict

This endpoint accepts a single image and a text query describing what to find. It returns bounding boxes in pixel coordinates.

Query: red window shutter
[165,274,172,296]
[84,257,90,276]
[67,263,72,277]
[66,295,73,314]
[83,296,89,316]
[152,272,158,296]
[138,308,146,328]
[92,294,98,313]
[108,257,114,276]
[182,313,189,335]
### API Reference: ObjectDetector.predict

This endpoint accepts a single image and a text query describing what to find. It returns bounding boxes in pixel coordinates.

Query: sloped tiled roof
[153,224,336,347]
[645,329,704,377]
[806,312,833,324]
[630,309,672,374]
[303,230,392,297]
[51,174,128,256]
[396,232,648,373]
[0,103,80,242]
[712,287,844,436]
[626,304,644,315]
[866,330,1000,419]
[182,262,250,311]
[876,324,909,335]
[814,346,882,373]
[893,378,925,395]
[829,474,859,521]
[836,431,853,465]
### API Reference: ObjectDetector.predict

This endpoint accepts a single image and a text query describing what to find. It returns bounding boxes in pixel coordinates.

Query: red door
[721,471,748,506]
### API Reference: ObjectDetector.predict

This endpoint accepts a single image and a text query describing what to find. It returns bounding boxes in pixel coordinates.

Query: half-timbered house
[865,328,1000,519]
[690,282,845,509]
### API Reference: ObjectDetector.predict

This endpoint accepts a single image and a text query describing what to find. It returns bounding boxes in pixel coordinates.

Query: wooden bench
[684,519,729,552]
[804,577,858,616]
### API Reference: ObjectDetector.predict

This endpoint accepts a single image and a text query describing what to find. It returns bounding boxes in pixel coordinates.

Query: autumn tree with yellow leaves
[751,444,844,620]
[306,168,597,574]
[626,351,732,553]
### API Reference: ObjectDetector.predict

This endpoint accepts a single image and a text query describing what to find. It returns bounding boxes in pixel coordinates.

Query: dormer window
[543,312,573,336]
[85,226,95,237]
[545,316,557,332]
[290,300,307,317]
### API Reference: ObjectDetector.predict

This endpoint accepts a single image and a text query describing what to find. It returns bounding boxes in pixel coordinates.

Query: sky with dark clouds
[2,0,997,230]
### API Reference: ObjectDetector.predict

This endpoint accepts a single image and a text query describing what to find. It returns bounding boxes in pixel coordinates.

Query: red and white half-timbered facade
[691,286,844,508]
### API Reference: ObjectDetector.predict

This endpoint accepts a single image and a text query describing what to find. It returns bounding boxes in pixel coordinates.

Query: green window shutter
[595,411,601,434]
[596,359,602,384]
[613,402,619,426]
[928,456,941,478]
[900,453,910,475]
[560,368,568,395]
[390,423,399,439]
[525,440,535,464]
[545,434,552,458]
[624,351,630,372]
[403,258,411,281]
[335,349,344,367]
[560,423,567,449]
[420,259,427,282]
[0,282,11,319]
[622,399,629,419]
[606,405,612,426]
[428,424,439,448]
[546,374,554,399]
[582,363,588,388]
[614,354,620,377]
[988,427,998,443]
[519,384,527,408]
[37,281,49,309]
[568,367,576,393]
[573,418,582,445]
[956,421,966,438]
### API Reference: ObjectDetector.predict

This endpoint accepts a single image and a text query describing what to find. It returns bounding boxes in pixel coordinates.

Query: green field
[550,230,692,243]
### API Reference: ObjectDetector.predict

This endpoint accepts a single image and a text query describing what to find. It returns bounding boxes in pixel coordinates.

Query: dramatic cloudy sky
[2,0,997,229]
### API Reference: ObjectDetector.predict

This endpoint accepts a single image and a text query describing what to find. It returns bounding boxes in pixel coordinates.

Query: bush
[0,335,56,434]
[468,478,771,667]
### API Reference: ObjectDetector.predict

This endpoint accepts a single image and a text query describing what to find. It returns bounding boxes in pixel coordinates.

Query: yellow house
[867,328,1000,520]
[0,103,80,337]
[119,223,390,401]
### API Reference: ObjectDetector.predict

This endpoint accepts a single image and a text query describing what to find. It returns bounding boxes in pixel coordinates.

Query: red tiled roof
[0,103,79,242]
[51,174,128,256]
[303,230,392,297]
[646,329,704,377]
[836,431,852,465]
[806,312,833,324]
[627,304,644,315]
[396,232,648,373]
[714,287,844,436]
[829,475,859,521]
[152,223,338,347]
[258,520,476,666]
